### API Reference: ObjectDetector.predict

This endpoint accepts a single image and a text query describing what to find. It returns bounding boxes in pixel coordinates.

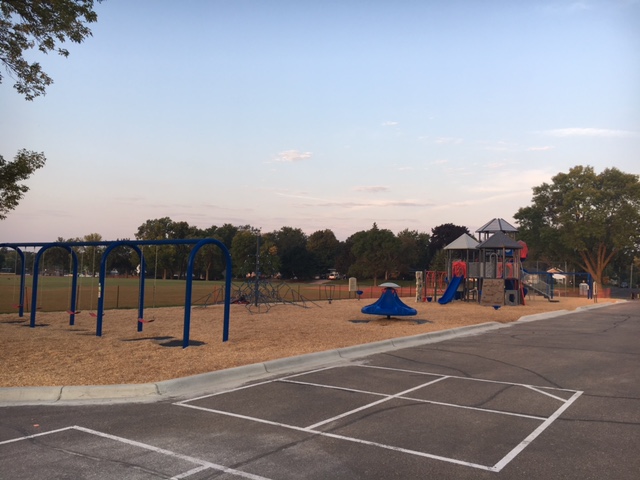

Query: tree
[1,0,101,100]
[395,229,421,277]
[231,228,280,278]
[349,223,401,284]
[0,149,46,219]
[270,226,314,279]
[428,223,470,259]
[194,224,239,281]
[135,217,175,279]
[307,229,340,274]
[514,165,640,286]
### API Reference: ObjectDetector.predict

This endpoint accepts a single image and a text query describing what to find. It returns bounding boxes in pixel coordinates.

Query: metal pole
[254,231,260,307]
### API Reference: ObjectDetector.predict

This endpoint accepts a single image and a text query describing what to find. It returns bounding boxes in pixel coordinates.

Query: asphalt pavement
[1,300,638,479]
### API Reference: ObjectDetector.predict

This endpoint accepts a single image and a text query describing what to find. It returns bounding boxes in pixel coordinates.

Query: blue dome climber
[361,283,417,319]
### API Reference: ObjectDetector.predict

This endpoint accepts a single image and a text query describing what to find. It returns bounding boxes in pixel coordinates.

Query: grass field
[0,275,420,314]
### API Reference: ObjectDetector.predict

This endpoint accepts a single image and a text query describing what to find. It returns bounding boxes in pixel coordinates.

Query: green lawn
[0,275,419,313]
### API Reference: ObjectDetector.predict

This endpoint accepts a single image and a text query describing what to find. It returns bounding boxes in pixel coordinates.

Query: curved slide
[438,276,464,304]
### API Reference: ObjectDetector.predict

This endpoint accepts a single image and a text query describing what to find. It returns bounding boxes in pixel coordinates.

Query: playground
[0,295,610,388]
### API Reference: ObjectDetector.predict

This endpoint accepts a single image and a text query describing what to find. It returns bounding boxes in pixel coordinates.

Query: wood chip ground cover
[0,296,612,387]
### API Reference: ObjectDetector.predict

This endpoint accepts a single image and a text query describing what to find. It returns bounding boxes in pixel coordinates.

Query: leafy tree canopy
[0,0,101,100]
[307,229,340,273]
[0,149,46,219]
[514,165,640,285]
[349,223,401,284]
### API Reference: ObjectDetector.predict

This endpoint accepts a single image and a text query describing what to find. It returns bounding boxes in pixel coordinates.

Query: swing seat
[138,317,155,324]
[66,310,81,315]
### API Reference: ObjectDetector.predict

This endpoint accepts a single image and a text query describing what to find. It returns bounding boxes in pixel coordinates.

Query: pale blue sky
[2,0,639,243]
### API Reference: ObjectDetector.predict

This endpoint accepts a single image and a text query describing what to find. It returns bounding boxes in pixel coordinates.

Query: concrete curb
[0,305,622,406]
[0,322,504,406]
[516,300,626,323]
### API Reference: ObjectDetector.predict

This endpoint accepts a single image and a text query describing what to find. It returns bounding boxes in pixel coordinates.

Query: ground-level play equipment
[361,282,418,319]
[0,238,232,348]
[423,270,447,301]
[438,275,464,304]
[230,279,320,313]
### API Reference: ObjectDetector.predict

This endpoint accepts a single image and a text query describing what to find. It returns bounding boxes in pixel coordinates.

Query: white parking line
[1,425,273,480]
[492,390,583,472]
[175,365,582,472]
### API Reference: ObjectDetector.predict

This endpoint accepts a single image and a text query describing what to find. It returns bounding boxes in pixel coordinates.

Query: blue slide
[438,276,464,304]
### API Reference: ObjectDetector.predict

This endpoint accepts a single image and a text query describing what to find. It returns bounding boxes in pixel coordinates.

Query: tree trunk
[579,243,617,286]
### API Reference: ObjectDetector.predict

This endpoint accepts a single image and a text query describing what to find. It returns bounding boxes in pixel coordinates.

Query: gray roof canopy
[476,231,522,249]
[476,218,518,234]
[444,233,479,250]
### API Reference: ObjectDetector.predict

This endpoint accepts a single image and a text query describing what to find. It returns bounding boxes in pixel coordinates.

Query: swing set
[1,238,233,348]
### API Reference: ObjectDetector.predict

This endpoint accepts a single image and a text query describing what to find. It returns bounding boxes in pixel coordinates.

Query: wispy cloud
[306,200,433,208]
[435,137,463,144]
[528,146,554,151]
[543,128,637,138]
[275,192,326,201]
[280,194,434,209]
[382,121,399,126]
[481,140,515,152]
[484,162,509,169]
[354,186,389,193]
[272,150,313,163]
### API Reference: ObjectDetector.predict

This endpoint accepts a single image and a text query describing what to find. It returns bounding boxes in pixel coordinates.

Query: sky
[1,0,639,243]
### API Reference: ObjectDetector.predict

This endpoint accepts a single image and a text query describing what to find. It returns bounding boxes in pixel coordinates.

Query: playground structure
[231,231,325,313]
[361,282,418,319]
[433,218,594,306]
[229,279,321,313]
[0,239,233,348]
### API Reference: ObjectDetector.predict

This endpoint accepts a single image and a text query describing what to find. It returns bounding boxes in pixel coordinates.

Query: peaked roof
[476,231,523,249]
[476,218,518,234]
[444,233,479,250]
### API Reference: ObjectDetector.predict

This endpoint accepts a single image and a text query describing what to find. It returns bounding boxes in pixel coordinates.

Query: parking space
[1,302,639,479]
[176,365,581,472]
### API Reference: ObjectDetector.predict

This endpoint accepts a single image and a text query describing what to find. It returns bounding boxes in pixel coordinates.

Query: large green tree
[231,228,279,278]
[0,149,46,219]
[270,226,315,279]
[514,165,640,286]
[349,223,401,284]
[1,0,101,100]
[135,217,176,279]
[307,229,340,275]
[428,223,470,259]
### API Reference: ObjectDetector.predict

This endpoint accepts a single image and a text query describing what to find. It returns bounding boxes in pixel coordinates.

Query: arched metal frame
[2,246,26,317]
[30,244,80,326]
[96,241,146,335]
[0,239,232,348]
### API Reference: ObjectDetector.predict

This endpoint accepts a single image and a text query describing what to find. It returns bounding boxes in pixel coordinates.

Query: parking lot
[1,301,639,479]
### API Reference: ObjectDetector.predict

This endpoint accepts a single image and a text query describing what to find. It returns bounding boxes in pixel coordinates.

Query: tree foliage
[24,218,438,283]
[428,223,470,257]
[0,0,101,100]
[348,223,402,284]
[0,149,46,219]
[307,229,340,274]
[514,165,640,285]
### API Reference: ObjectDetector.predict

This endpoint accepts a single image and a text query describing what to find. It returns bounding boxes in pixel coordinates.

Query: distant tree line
[2,165,638,286]
[0,222,470,283]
